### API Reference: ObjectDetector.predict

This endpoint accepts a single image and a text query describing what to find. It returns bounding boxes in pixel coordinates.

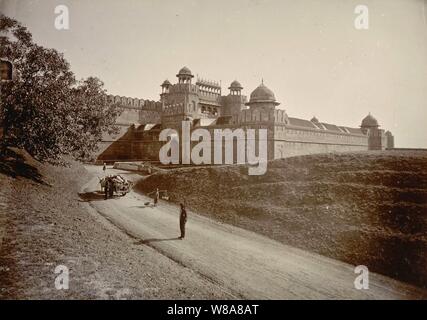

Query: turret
[360,113,379,134]
[176,66,194,84]
[360,113,385,150]
[245,82,280,111]
[161,79,171,94]
[229,80,243,96]
[221,80,247,117]
[385,131,394,149]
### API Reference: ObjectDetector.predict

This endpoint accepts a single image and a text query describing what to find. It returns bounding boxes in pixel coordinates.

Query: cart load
[99,174,133,198]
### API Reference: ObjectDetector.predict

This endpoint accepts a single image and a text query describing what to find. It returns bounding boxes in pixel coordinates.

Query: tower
[245,82,280,112]
[176,66,194,84]
[385,131,394,149]
[361,113,386,150]
[161,67,200,128]
[229,80,243,96]
[243,82,281,160]
[160,79,171,103]
[221,80,247,117]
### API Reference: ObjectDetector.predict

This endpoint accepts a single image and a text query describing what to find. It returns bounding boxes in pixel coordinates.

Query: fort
[97,66,395,164]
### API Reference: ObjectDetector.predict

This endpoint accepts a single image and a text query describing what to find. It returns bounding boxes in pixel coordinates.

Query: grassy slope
[136,151,427,288]
[0,149,229,299]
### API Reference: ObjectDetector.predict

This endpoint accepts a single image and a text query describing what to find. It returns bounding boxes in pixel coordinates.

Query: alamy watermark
[159,121,268,176]
[354,5,369,30]
[54,5,70,30]
[354,265,369,290]
[54,264,69,290]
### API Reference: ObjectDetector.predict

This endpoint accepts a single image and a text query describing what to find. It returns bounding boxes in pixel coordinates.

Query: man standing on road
[103,162,107,174]
[179,203,187,239]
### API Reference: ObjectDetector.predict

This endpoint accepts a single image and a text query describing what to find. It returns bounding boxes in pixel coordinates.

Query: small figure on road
[179,203,187,239]
[103,162,107,173]
[104,178,110,200]
[154,188,160,207]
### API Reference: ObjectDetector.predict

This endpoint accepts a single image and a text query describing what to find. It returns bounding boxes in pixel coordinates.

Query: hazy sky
[1,0,427,147]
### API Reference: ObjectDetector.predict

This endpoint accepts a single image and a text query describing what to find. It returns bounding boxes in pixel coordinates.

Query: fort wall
[97,67,395,164]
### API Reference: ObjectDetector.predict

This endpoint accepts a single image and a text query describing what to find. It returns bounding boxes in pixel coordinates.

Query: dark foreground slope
[0,148,228,299]
[136,151,427,288]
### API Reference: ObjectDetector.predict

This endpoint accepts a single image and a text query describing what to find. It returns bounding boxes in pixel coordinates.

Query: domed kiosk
[361,113,379,128]
[160,79,172,94]
[228,80,243,95]
[245,82,280,109]
[176,66,194,84]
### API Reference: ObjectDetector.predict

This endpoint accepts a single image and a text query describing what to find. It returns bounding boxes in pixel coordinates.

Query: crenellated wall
[140,100,162,124]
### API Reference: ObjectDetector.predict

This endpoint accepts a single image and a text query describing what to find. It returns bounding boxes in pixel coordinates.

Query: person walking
[104,178,110,200]
[179,203,187,239]
[103,162,107,174]
[154,188,160,207]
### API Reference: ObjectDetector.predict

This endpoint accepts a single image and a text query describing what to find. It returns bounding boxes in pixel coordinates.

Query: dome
[247,83,279,106]
[361,113,379,127]
[161,79,172,87]
[177,66,193,77]
[229,80,243,90]
[310,116,319,123]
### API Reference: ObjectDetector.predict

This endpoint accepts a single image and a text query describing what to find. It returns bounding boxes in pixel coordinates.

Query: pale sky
[1,0,427,147]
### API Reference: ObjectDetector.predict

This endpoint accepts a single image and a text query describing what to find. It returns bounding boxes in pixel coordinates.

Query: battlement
[107,94,145,109]
[143,100,162,111]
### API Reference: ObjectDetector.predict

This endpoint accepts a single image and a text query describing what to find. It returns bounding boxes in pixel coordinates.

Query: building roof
[361,113,379,127]
[343,127,363,134]
[177,66,193,77]
[229,80,243,90]
[161,79,172,87]
[246,83,279,106]
[321,123,342,132]
[288,117,318,129]
[288,117,364,135]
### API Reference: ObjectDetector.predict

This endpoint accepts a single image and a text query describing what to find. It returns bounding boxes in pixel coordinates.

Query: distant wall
[97,121,370,164]
[273,125,368,158]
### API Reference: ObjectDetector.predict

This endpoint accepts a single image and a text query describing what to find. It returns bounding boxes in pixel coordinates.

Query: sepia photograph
[1,0,427,312]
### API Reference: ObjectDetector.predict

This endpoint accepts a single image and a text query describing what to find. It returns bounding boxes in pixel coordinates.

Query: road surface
[81,165,427,299]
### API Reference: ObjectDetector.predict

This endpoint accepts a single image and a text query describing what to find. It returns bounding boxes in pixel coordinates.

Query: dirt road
[83,166,427,299]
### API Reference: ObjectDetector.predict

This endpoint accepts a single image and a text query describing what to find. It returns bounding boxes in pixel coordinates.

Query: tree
[0,14,121,162]
[68,77,122,160]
